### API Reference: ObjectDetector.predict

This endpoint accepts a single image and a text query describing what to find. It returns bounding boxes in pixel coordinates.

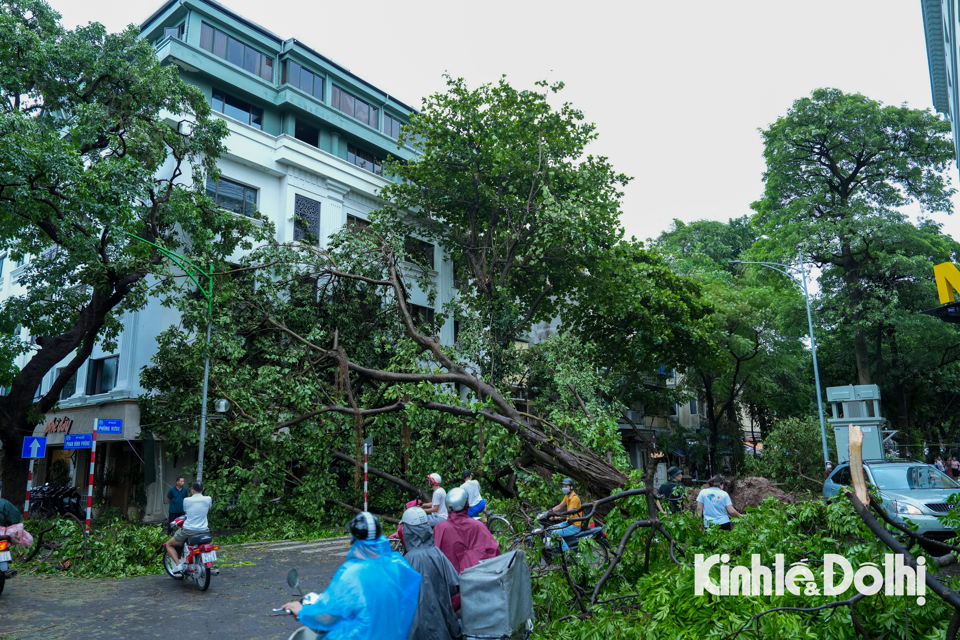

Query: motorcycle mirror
[286,568,300,591]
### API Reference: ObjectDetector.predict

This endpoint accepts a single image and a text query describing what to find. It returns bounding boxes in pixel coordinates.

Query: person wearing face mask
[543,478,585,552]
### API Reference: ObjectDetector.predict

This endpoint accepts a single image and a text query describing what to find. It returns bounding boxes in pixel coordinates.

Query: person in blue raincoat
[281,512,422,639]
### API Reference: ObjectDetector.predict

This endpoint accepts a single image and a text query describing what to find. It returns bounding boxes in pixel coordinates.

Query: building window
[205,176,257,217]
[384,114,402,139]
[0,253,4,279]
[57,367,77,400]
[200,22,273,81]
[212,88,263,130]
[453,257,466,289]
[347,144,383,176]
[295,120,319,147]
[283,61,324,100]
[670,403,679,417]
[86,356,118,395]
[410,304,435,331]
[346,215,371,232]
[163,24,184,41]
[293,194,321,242]
[689,399,698,415]
[404,237,434,270]
[332,86,378,128]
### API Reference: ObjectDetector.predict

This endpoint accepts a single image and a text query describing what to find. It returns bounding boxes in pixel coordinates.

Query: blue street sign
[64,434,93,449]
[96,419,122,434]
[21,437,46,459]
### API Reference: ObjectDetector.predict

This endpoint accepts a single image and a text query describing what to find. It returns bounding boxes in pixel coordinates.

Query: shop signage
[43,416,73,435]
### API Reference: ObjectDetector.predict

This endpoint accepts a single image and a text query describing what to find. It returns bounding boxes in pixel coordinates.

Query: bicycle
[505,512,609,572]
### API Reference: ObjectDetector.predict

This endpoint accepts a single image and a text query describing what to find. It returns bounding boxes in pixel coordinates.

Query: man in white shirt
[421,473,448,527]
[164,481,212,573]
[460,469,486,518]
[696,476,741,531]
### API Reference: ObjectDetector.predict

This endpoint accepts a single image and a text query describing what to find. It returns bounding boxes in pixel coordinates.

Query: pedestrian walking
[824,461,834,481]
[951,457,960,480]
[696,476,741,531]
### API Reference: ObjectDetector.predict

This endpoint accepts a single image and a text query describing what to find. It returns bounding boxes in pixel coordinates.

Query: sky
[42,0,960,245]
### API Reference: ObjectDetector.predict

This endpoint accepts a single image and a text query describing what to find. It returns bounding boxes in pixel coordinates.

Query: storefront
[31,400,193,522]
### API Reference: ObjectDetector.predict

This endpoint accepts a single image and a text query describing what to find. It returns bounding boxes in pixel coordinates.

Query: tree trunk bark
[841,242,872,385]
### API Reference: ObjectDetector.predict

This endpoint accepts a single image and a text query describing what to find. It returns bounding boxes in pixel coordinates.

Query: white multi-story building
[5,0,453,521]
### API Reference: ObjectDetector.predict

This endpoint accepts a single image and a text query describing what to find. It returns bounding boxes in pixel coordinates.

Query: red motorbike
[163,518,220,591]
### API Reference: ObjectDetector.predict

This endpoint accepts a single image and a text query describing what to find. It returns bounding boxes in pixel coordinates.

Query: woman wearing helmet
[433,488,500,610]
[280,512,422,639]
[400,506,461,640]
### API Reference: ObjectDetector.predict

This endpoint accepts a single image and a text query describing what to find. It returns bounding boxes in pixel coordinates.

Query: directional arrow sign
[21,437,46,459]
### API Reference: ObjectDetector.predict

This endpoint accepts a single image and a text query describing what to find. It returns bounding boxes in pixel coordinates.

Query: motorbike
[0,537,13,596]
[163,518,220,591]
[271,568,323,640]
[30,484,84,520]
[535,512,610,564]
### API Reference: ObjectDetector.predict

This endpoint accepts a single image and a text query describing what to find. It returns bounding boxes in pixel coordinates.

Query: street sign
[21,437,46,459]
[363,436,373,455]
[96,419,122,434]
[64,434,93,449]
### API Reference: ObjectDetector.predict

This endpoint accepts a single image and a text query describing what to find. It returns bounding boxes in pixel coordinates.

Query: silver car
[823,460,960,540]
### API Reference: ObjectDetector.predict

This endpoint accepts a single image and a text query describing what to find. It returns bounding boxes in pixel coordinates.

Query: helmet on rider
[445,487,469,512]
[561,478,573,486]
[348,511,382,541]
[401,506,429,527]
[427,473,442,486]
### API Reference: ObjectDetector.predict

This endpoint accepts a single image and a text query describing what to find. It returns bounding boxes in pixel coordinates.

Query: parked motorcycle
[163,518,220,591]
[29,484,84,520]
[271,568,322,640]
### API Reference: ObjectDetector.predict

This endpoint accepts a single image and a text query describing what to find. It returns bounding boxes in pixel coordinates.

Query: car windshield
[869,465,960,490]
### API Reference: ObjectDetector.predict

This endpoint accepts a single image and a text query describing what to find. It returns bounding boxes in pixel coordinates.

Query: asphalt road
[0,537,350,640]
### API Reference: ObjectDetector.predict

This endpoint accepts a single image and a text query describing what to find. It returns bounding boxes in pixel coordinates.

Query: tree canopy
[0,0,265,495]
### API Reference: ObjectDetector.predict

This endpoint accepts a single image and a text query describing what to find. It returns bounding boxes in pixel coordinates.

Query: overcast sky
[43,0,960,245]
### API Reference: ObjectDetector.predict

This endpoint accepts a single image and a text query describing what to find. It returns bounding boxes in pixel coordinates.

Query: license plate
[0,551,11,562]
[201,551,217,563]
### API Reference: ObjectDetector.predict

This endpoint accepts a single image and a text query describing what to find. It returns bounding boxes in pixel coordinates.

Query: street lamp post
[124,233,215,482]
[731,253,830,464]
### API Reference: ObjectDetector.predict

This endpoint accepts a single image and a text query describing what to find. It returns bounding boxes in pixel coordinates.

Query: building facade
[3,0,453,522]
[922,0,960,166]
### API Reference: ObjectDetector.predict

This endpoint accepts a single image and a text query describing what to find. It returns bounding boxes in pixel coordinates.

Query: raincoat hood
[297,535,422,640]
[403,521,436,551]
[403,523,461,640]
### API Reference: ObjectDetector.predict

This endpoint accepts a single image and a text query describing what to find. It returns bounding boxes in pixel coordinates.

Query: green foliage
[0,0,268,480]
[529,497,953,639]
[744,417,833,493]
[19,517,169,578]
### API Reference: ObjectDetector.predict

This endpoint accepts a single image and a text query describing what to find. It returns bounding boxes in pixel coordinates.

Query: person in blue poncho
[281,512,422,640]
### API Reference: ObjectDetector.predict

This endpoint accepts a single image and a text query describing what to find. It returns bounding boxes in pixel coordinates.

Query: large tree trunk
[841,242,872,385]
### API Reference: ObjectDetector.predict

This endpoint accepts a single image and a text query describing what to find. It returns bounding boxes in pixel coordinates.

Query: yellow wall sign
[935,262,960,304]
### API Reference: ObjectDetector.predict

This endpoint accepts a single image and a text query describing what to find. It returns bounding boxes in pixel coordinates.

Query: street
[0,538,350,640]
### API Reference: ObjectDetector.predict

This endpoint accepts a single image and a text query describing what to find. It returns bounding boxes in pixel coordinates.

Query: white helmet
[401,506,428,526]
[427,473,442,486]
[445,487,469,512]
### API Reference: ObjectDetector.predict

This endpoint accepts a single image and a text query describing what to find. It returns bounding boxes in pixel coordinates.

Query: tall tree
[0,1,262,498]
[655,218,813,472]
[751,88,955,385]
[141,77,711,518]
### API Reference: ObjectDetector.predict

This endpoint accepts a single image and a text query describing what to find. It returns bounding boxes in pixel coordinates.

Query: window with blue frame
[347,144,383,176]
[200,22,273,82]
[384,114,402,139]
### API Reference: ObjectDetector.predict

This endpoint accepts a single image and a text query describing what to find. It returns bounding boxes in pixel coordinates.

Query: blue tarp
[298,536,422,640]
